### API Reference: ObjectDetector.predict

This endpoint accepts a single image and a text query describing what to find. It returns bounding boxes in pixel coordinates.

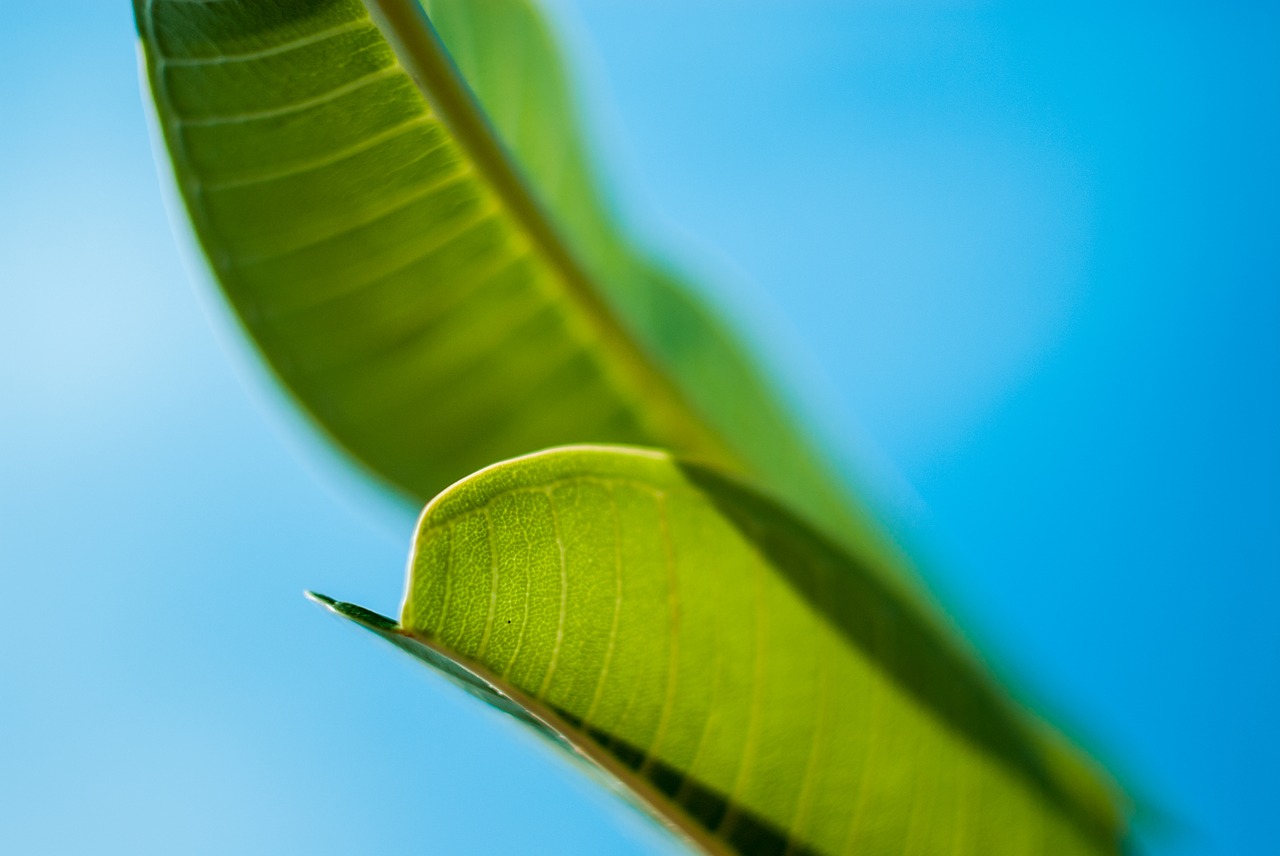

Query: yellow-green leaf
[314,445,1126,856]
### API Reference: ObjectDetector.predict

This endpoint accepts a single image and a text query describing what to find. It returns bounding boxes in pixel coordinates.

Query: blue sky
[1,2,1275,853]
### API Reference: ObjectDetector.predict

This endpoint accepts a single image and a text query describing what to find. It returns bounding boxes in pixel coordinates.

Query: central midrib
[361,0,740,473]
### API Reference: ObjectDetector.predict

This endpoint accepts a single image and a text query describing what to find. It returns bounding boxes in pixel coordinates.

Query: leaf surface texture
[318,446,1124,856]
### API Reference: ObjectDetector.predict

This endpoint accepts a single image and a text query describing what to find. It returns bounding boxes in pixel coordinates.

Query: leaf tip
[305,591,399,633]
[304,590,338,608]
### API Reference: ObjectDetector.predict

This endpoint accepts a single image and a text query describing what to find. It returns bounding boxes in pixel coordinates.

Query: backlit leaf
[134,0,882,563]
[314,446,1125,856]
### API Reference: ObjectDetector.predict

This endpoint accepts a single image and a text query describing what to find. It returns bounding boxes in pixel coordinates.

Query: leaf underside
[316,446,1123,856]
[134,0,883,566]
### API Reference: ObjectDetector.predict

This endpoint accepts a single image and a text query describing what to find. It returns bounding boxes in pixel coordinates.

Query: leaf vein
[475,509,500,660]
[233,159,476,265]
[178,64,400,127]
[203,114,433,192]
[637,491,680,779]
[536,488,569,699]
[784,558,835,855]
[582,484,624,727]
[162,19,375,67]
[714,520,769,841]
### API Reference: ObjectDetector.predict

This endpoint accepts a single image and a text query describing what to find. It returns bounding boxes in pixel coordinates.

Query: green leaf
[133,0,880,559]
[313,445,1125,856]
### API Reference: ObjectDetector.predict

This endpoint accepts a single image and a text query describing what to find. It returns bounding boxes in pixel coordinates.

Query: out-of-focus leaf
[133,0,883,564]
[314,445,1125,856]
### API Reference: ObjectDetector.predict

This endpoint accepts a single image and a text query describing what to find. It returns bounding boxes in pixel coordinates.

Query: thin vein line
[162,19,375,66]
[313,262,555,397]
[244,187,498,272]
[263,224,524,319]
[580,485,666,755]
[638,491,680,779]
[672,524,724,809]
[203,113,432,192]
[436,526,455,636]
[178,63,399,126]
[266,222,528,326]
[537,488,569,699]
[901,734,935,856]
[420,370,631,486]
[784,559,835,855]
[715,526,768,841]
[582,484,624,726]
[503,520,535,680]
[423,476,661,532]
[410,529,444,630]
[372,289,658,458]
[841,606,890,855]
[143,0,201,200]
[231,159,474,264]
[475,509,500,659]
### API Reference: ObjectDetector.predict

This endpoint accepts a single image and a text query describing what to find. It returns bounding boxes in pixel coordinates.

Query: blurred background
[1,1,1275,853]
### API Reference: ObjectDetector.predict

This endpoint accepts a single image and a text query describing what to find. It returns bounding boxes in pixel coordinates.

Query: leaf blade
[330,446,1125,856]
[134,0,891,569]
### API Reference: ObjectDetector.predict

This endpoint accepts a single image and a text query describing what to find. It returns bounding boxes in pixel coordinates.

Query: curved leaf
[134,0,882,561]
[422,0,889,584]
[314,446,1125,856]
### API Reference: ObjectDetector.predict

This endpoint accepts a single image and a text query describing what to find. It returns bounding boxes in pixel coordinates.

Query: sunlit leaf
[314,445,1125,856]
